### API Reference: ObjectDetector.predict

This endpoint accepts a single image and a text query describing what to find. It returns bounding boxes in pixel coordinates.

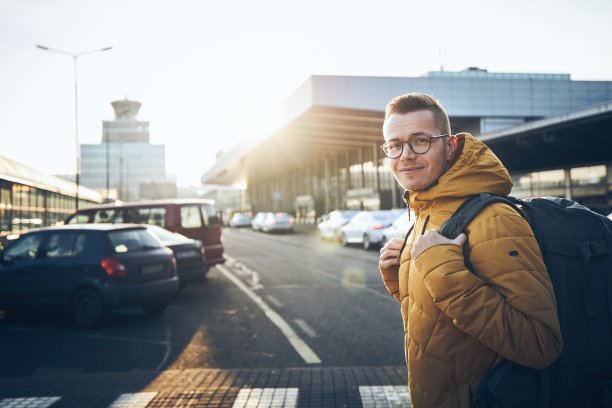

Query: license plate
[141,263,164,274]
[176,250,199,260]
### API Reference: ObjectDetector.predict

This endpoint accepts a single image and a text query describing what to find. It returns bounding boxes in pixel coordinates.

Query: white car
[260,212,294,233]
[381,210,415,247]
[251,212,270,231]
[229,212,252,227]
[339,210,401,250]
[317,210,358,241]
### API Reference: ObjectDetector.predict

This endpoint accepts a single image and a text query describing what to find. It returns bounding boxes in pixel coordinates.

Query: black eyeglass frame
[380,134,450,159]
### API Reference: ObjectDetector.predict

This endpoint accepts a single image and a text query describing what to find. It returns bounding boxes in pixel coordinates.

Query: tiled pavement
[0,366,411,407]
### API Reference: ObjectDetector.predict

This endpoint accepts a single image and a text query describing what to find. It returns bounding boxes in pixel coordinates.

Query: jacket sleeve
[413,203,563,368]
[379,262,401,302]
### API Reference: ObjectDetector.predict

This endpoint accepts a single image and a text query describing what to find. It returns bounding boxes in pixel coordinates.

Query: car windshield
[147,226,190,243]
[372,212,396,221]
[340,211,358,219]
[107,229,162,253]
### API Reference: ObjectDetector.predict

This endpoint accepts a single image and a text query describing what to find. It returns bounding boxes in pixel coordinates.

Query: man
[378,93,562,407]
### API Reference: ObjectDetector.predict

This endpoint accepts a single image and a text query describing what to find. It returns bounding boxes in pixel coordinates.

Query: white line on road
[155,316,173,371]
[231,388,298,408]
[293,319,318,338]
[0,397,60,408]
[217,263,322,364]
[359,385,412,408]
[266,295,284,308]
[225,246,394,302]
[0,326,170,347]
[108,392,158,408]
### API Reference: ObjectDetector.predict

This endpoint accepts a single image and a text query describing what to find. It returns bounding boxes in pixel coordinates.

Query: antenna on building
[438,48,447,72]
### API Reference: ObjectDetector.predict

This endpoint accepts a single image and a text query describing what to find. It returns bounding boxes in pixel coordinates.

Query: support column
[358,148,365,188]
[334,154,340,210]
[345,152,351,191]
[372,143,380,194]
[564,168,572,200]
[324,155,331,213]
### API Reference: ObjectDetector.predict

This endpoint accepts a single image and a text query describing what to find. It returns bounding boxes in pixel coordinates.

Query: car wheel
[142,300,170,315]
[341,233,349,246]
[363,234,371,250]
[381,235,388,247]
[71,288,105,328]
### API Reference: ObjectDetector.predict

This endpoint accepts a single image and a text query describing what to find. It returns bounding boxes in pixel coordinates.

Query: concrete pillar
[324,155,331,213]
[372,143,380,194]
[345,151,351,191]
[564,168,572,200]
[334,154,340,210]
[358,148,365,188]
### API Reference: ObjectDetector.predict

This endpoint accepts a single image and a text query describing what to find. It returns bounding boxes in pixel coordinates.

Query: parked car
[229,212,252,228]
[381,210,415,247]
[260,212,295,233]
[144,225,208,287]
[0,224,178,327]
[339,210,401,249]
[317,210,358,241]
[251,212,270,231]
[64,199,225,268]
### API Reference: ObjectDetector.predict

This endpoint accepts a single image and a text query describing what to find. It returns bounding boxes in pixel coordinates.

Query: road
[0,226,409,407]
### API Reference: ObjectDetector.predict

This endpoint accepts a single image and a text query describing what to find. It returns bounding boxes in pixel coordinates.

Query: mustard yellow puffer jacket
[379,133,563,407]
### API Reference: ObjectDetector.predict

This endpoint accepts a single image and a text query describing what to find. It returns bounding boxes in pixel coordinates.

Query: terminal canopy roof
[202,74,612,186]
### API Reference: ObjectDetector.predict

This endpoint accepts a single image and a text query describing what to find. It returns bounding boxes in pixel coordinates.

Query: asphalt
[0,366,411,407]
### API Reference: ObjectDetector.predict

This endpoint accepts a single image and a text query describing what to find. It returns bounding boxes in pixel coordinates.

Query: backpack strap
[439,193,523,239]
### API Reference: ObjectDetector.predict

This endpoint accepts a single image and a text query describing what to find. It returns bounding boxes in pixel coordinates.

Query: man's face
[383,110,454,192]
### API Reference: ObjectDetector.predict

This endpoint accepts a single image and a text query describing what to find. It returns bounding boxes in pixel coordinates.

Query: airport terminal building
[201,68,612,219]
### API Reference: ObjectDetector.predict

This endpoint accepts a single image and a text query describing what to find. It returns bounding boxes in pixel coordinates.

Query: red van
[64,199,224,270]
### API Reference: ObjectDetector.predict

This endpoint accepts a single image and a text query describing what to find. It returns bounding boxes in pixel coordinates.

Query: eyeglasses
[380,134,450,159]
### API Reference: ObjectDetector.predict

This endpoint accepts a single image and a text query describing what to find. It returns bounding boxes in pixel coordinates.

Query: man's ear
[446,134,459,160]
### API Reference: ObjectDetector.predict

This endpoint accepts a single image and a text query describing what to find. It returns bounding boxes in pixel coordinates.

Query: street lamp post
[36,44,112,210]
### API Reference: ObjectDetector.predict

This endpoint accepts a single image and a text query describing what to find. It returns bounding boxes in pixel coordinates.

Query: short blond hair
[385,93,451,135]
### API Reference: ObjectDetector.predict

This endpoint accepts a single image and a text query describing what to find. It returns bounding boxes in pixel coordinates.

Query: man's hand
[411,230,467,260]
[379,238,405,269]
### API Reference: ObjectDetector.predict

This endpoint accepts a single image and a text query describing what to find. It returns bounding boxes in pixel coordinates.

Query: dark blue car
[0,224,179,327]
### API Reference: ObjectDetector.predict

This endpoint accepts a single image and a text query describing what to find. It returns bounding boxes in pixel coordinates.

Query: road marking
[155,316,173,371]
[358,385,411,408]
[231,388,298,408]
[293,318,318,338]
[0,397,60,408]
[225,246,394,302]
[108,392,157,408]
[0,326,170,347]
[266,295,283,308]
[217,264,322,364]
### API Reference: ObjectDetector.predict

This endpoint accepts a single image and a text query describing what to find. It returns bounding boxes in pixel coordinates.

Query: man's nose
[399,142,416,159]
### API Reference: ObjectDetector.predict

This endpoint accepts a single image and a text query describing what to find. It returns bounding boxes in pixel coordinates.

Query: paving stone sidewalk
[0,366,410,408]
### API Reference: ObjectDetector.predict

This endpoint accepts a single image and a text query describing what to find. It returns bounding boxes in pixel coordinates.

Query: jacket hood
[407,133,512,210]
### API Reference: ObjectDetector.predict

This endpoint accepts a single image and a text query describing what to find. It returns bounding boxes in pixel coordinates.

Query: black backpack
[439,193,612,408]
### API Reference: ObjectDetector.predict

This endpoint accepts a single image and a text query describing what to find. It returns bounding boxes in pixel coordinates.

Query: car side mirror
[207,215,220,226]
[0,255,14,267]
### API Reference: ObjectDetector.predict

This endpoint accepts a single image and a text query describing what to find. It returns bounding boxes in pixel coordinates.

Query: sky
[1,0,611,187]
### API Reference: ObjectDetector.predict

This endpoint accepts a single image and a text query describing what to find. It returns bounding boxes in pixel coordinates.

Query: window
[107,229,160,253]
[94,209,116,223]
[42,232,85,258]
[69,213,91,224]
[4,233,43,260]
[200,204,218,225]
[181,206,202,228]
[148,208,166,227]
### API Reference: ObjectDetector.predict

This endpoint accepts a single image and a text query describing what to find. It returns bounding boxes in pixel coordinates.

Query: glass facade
[0,179,100,236]
[511,165,609,215]
[80,142,167,201]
